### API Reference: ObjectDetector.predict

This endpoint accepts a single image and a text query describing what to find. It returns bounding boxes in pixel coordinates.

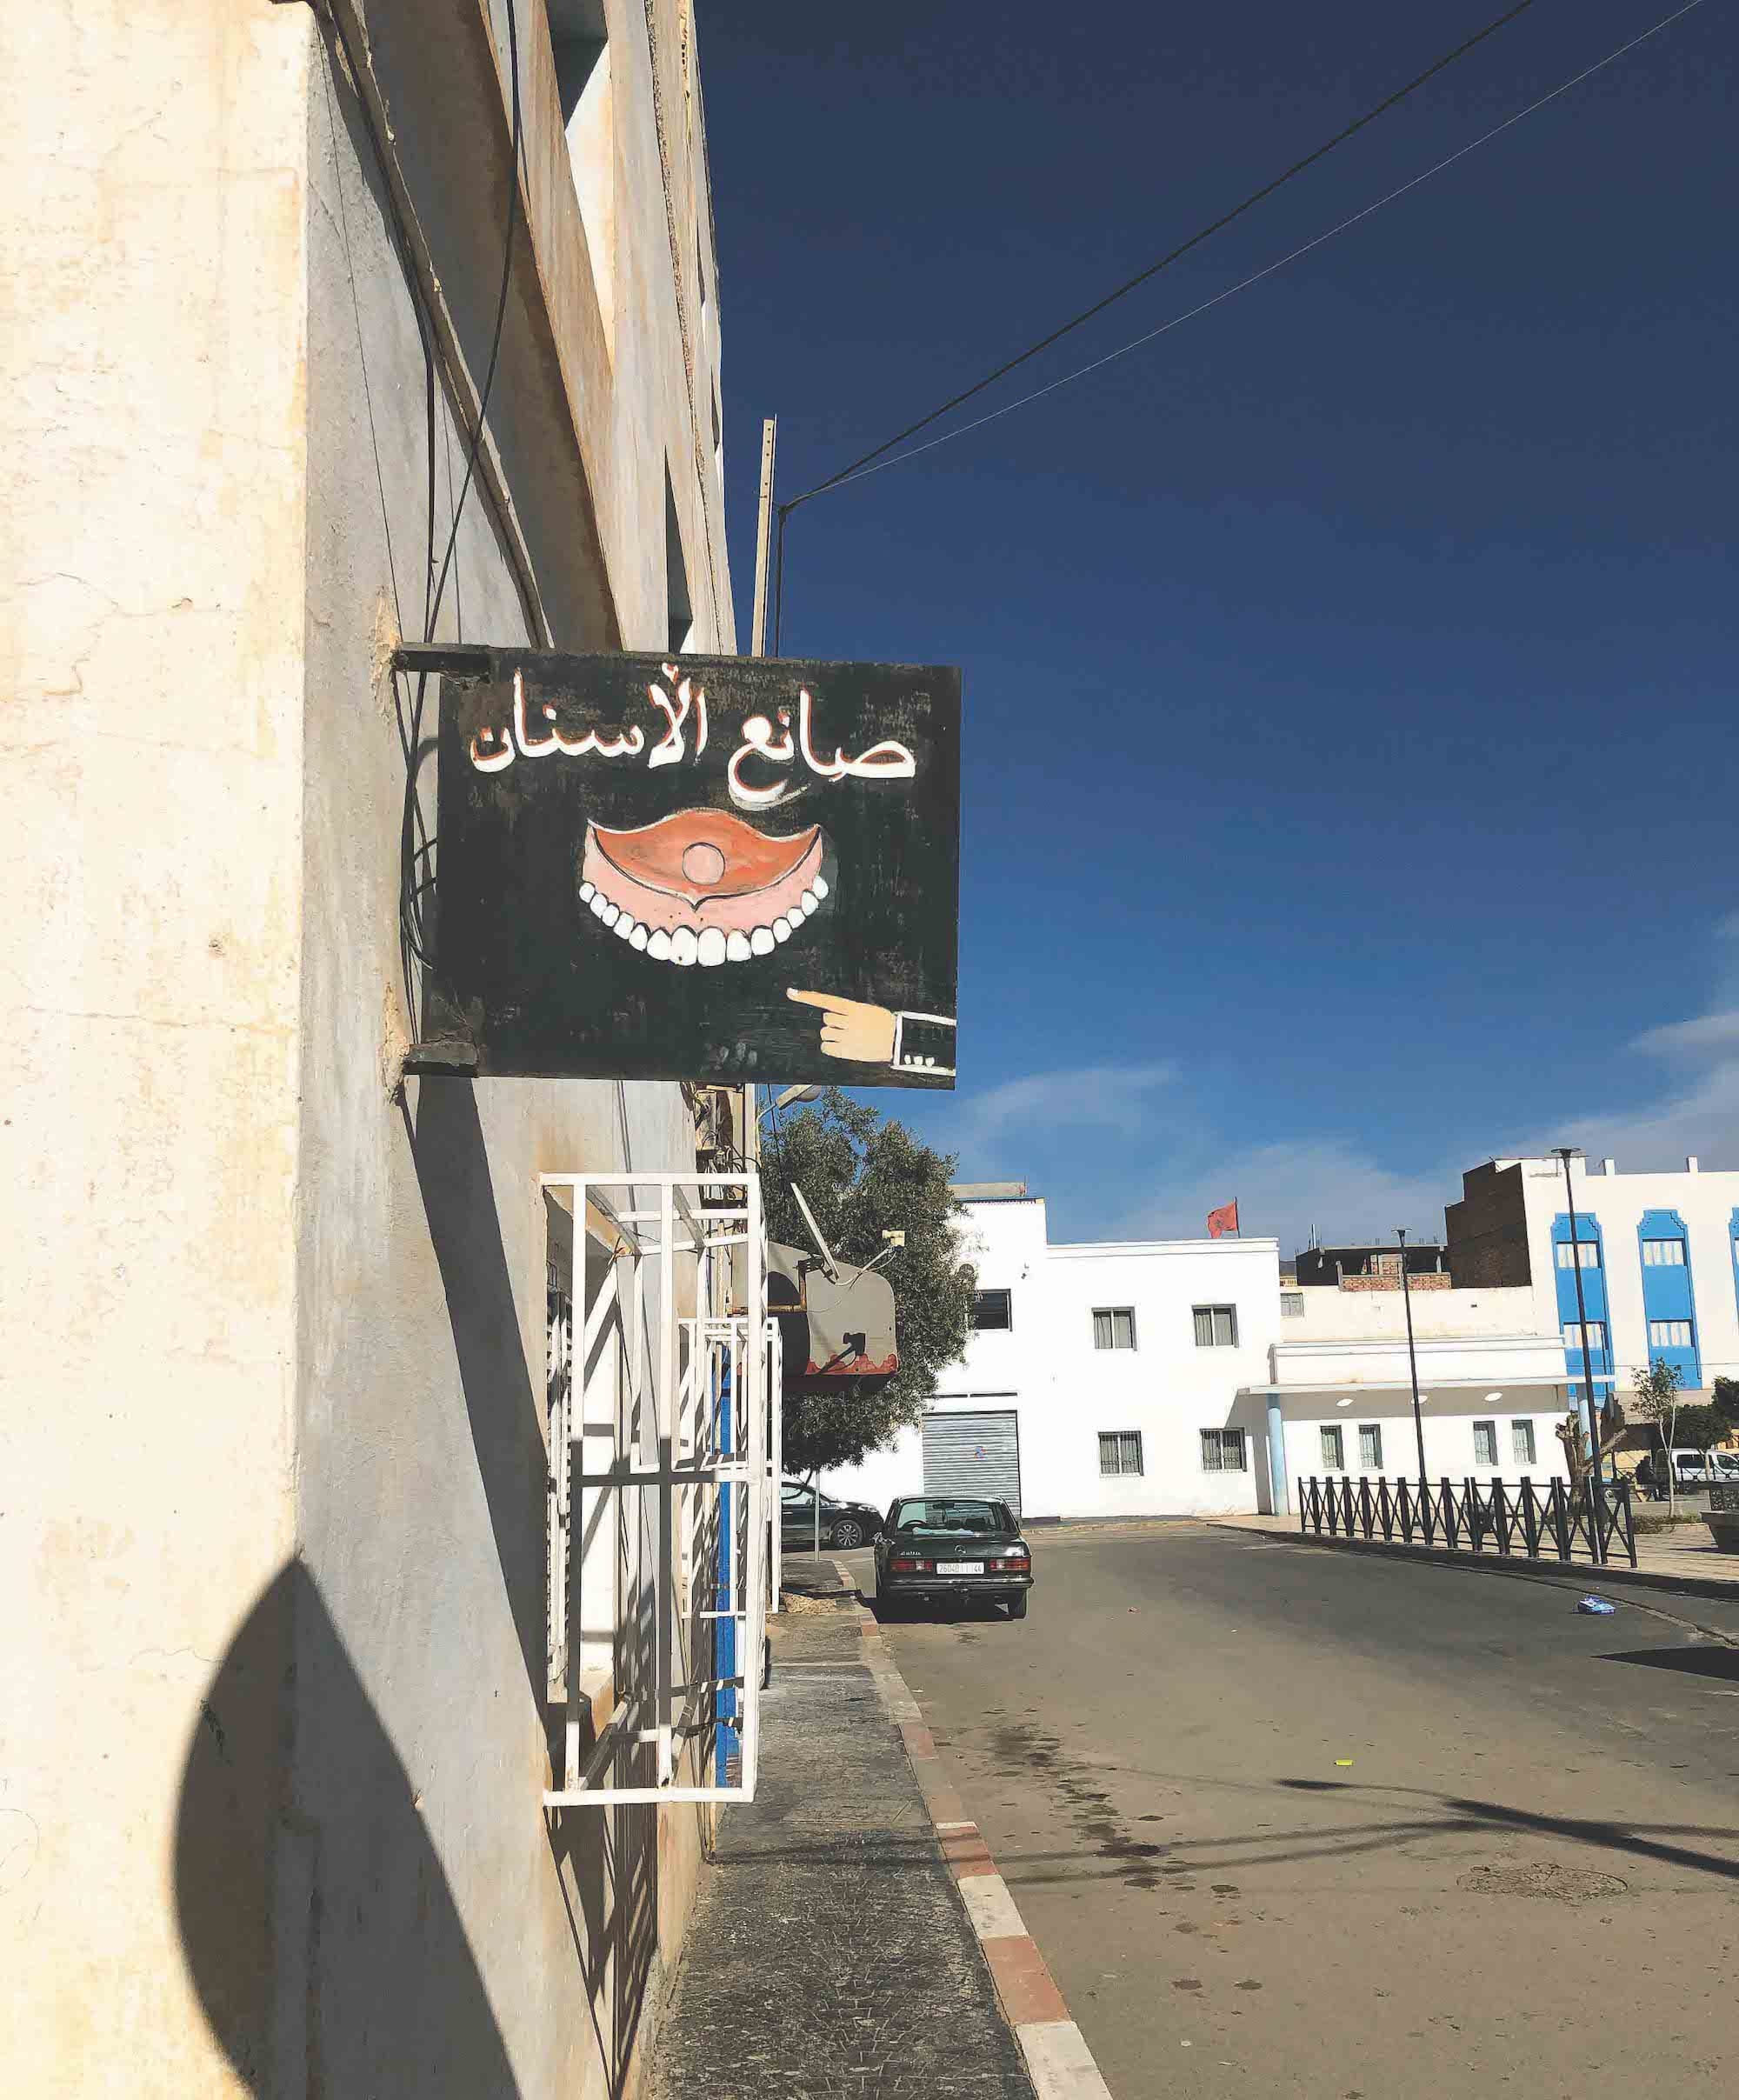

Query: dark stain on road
[986,1717,1170,1890]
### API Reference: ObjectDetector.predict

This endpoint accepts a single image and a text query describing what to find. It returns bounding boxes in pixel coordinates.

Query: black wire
[785,0,1542,511]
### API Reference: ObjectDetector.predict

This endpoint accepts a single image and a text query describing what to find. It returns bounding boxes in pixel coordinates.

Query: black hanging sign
[406,647,961,1086]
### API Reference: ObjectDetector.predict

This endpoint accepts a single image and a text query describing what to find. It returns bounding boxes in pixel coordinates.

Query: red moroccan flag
[1207,1200,1239,1239]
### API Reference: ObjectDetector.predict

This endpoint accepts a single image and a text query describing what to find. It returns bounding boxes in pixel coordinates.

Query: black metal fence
[1298,1473,1637,1569]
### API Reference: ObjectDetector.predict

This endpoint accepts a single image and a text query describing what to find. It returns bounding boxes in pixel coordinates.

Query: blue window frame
[1552,1214,1611,1399]
[1637,1210,1700,1387]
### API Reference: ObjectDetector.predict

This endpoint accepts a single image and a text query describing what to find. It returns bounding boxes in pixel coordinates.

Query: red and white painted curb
[832,1562,1116,2100]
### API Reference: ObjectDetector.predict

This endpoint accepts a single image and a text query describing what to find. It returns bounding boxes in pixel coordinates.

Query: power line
[816,0,1710,502]
[786,0,1548,511]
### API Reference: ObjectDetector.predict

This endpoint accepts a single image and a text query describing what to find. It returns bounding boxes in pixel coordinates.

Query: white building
[1448,1152,1739,1403]
[826,1190,1580,1523]
[1256,1279,1574,1511]
[830,1191,1283,1519]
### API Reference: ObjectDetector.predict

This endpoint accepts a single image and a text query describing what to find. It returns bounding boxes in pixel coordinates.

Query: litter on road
[1576,1596,1618,1616]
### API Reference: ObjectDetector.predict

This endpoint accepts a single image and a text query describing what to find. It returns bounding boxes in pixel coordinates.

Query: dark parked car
[874,1496,1033,1619]
[780,1479,883,1552]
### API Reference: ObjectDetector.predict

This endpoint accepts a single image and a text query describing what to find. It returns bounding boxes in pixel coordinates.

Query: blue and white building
[1446,1153,1739,1403]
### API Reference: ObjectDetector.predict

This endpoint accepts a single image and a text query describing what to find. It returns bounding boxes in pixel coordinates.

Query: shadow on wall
[174,1560,669,2097]
[403,1077,548,1714]
[173,1560,523,2096]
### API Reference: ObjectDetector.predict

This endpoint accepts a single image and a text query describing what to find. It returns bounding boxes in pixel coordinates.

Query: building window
[1359,1423,1383,1471]
[1093,1307,1136,1351]
[1321,1425,1344,1471]
[1473,1421,1498,1467]
[1280,1291,1305,1318]
[1200,1428,1248,1472]
[1562,1321,1607,1352]
[1511,1419,1536,1467]
[1642,1238,1686,1267]
[971,1290,1012,1331]
[1556,1239,1600,1270]
[1098,1430,1143,1477]
[1193,1304,1238,1349]
[1649,1319,1693,1350]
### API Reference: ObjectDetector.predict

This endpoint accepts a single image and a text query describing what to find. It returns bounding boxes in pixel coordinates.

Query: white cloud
[1123,1139,1452,1257]
[1626,1010,1739,1064]
[962,1062,1176,1142]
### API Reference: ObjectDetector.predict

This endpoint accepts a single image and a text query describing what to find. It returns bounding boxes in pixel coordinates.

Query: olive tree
[762,1089,975,1479]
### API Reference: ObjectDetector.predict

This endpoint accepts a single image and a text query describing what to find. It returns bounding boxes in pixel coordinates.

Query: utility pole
[1397,1227,1429,1502]
[750,417,777,661]
[1552,1145,1608,1564]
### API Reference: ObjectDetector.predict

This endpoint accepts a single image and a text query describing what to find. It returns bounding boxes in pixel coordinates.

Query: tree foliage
[1631,1357,1685,1510]
[762,1089,974,1477]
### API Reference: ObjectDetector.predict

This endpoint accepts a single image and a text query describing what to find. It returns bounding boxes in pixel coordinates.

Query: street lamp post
[1552,1146,1608,1565]
[1397,1228,1429,1519]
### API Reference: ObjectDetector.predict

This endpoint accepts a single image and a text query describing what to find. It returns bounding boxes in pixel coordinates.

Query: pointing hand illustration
[786,989,897,1063]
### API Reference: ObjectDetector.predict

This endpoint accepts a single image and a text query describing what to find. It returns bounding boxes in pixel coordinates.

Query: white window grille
[1358,1423,1383,1471]
[1280,1290,1305,1317]
[1321,1424,1344,1471]
[1642,1238,1685,1266]
[1511,1419,1536,1466]
[1200,1427,1247,1471]
[1562,1321,1607,1352]
[1648,1319,1693,1349]
[541,1171,775,1808]
[1473,1420,1497,1467]
[1556,1240,1600,1270]
[1092,1307,1136,1350]
[1098,1430,1143,1475]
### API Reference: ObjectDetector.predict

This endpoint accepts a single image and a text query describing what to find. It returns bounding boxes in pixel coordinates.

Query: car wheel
[1008,1592,1029,1621]
[831,1519,863,1549]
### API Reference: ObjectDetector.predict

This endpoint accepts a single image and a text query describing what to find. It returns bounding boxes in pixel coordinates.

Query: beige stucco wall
[3,2,733,2092]
[0,3,311,2090]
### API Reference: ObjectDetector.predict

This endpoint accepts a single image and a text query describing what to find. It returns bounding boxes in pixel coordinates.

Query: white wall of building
[2,5,730,2094]
[824,1199,1283,1520]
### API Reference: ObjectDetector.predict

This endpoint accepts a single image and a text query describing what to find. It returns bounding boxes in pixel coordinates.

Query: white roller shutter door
[922,1410,1022,1515]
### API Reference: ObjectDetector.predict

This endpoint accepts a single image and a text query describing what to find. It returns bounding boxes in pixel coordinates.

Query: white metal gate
[922,1409,1022,1513]
[542,1170,774,1807]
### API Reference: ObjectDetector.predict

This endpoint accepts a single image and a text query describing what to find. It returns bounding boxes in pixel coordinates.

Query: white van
[1636,1447,1739,1493]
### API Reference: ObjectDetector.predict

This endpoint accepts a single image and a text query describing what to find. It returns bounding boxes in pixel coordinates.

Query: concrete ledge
[1215,1517,1739,1629]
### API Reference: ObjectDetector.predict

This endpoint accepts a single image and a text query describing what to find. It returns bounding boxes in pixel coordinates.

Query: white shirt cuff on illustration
[889,1011,956,1077]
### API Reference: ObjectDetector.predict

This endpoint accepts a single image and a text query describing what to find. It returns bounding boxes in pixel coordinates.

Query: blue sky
[703,0,1737,1250]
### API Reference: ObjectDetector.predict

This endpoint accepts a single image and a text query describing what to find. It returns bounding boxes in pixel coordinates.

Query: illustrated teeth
[799,890,817,917]
[614,912,636,939]
[750,927,776,957]
[601,901,620,927]
[725,930,752,963]
[590,892,610,917]
[772,917,791,943]
[696,928,727,967]
[578,881,596,903]
[811,875,829,900]
[648,930,673,962]
[670,928,698,966]
[630,924,650,951]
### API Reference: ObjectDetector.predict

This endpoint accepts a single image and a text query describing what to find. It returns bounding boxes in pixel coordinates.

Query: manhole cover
[1458,1860,1627,1903]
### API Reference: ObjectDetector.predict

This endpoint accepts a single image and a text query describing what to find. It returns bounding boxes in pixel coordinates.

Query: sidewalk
[1214,1508,1739,1602]
[647,1565,1037,2100]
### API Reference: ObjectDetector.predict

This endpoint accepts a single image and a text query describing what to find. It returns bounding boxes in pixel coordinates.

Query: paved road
[841,1523,1739,2100]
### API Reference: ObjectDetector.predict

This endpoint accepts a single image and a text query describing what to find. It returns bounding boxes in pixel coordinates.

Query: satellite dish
[790,1183,841,1284]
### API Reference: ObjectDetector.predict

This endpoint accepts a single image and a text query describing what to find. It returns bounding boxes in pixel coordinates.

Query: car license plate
[937,1560,983,1575]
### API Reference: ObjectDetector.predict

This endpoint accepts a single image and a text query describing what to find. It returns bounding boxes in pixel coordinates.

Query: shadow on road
[1596,1644,1739,1683]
